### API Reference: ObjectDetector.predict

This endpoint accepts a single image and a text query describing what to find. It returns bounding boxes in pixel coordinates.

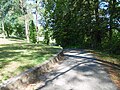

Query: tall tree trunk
[93,0,101,48]
[36,0,38,43]
[44,30,50,45]
[109,0,113,42]
[19,0,30,43]
[87,0,92,48]
[95,0,99,30]
[2,19,6,39]
[6,30,10,38]
[109,0,116,42]
[25,15,30,43]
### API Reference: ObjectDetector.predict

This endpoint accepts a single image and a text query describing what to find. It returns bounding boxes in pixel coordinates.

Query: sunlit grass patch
[0,43,61,83]
[93,50,120,65]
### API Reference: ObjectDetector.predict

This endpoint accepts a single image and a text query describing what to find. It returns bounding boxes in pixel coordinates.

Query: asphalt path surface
[35,49,118,90]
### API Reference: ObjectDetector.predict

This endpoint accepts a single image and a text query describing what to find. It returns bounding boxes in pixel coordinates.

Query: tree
[43,0,119,52]
[19,0,31,43]
[0,0,13,38]
[0,0,119,53]
[29,20,37,43]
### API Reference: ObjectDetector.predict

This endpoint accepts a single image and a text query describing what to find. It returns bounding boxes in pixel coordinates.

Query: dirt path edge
[0,50,64,90]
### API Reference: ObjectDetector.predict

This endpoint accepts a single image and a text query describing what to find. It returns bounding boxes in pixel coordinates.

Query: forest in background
[44,0,120,54]
[0,0,120,54]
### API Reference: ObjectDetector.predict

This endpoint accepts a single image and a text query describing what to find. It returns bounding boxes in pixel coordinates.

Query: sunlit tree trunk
[36,0,39,43]
[1,19,6,39]
[19,0,30,43]
[25,15,30,43]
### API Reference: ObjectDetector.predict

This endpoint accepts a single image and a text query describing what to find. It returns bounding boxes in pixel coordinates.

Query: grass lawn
[0,42,62,83]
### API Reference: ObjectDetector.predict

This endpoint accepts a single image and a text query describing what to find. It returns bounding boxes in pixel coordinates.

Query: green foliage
[43,0,120,54]
[14,23,25,38]
[0,0,119,54]
[29,20,37,43]
[0,41,61,83]
[109,31,120,54]
[44,30,50,45]
[4,22,13,37]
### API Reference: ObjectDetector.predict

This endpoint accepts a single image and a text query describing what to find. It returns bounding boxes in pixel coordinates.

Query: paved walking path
[34,49,118,90]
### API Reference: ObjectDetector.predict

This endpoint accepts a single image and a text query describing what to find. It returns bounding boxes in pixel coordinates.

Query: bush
[29,20,37,43]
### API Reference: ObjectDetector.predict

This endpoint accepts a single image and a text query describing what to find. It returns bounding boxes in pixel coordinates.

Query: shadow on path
[36,49,119,90]
[65,54,120,70]
[36,61,91,90]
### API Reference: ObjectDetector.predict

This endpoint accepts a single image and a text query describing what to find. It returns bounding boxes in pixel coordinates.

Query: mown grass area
[0,43,62,83]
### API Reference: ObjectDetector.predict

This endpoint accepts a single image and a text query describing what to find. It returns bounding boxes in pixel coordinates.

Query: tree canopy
[0,0,120,54]
[43,0,120,54]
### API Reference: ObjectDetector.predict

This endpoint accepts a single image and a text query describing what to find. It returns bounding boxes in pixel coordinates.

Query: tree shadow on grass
[0,51,21,59]
[0,43,61,52]
[0,43,61,68]
[0,51,21,68]
[0,43,61,83]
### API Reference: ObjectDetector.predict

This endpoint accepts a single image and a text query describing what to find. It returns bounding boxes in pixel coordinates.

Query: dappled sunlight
[0,38,25,45]
[35,50,118,90]
[0,0,119,89]
[64,50,94,58]
[76,53,93,58]
[0,42,61,83]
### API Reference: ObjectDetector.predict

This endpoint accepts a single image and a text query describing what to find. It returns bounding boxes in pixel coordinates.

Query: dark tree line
[43,0,120,54]
[0,0,119,54]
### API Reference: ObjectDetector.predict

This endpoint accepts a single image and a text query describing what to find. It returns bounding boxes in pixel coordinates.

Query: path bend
[34,49,118,90]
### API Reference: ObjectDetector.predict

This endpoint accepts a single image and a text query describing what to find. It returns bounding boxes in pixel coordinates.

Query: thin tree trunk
[94,0,101,48]
[19,0,30,43]
[36,0,38,43]
[2,19,6,39]
[109,0,113,42]
[109,0,116,42]
[87,0,93,48]
[109,18,112,41]
[25,15,30,43]
[44,30,50,45]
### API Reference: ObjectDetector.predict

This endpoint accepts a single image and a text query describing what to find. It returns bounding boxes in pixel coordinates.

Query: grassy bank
[0,43,61,83]
[93,50,120,65]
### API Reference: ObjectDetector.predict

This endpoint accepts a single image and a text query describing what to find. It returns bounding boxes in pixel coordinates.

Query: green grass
[93,50,120,65]
[0,43,62,83]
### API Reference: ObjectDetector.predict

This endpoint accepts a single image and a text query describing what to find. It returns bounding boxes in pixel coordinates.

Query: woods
[0,0,120,53]
[43,0,120,54]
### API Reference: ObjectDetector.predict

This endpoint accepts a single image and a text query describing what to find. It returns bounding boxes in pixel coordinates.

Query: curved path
[34,49,118,90]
